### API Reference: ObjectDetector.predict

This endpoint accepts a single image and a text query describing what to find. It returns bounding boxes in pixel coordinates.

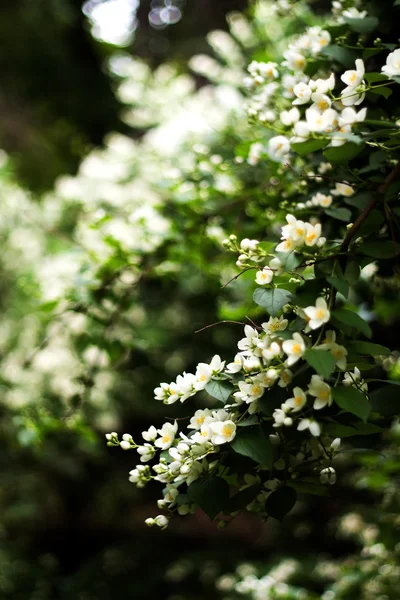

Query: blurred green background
[0,1,399,599]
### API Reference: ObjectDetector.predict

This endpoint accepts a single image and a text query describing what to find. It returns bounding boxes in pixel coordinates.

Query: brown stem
[341,160,400,253]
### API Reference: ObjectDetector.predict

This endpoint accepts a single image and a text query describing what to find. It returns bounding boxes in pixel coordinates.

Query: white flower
[339,107,367,126]
[343,367,368,392]
[255,267,274,285]
[188,409,213,430]
[282,73,298,98]
[137,444,156,462]
[233,379,265,404]
[292,82,312,105]
[286,387,307,412]
[297,418,321,436]
[240,238,259,252]
[238,325,260,355]
[194,363,212,390]
[310,73,335,94]
[278,368,293,387]
[282,332,306,366]
[311,192,332,208]
[155,421,178,450]
[280,107,300,125]
[210,420,237,444]
[226,353,244,374]
[311,93,332,112]
[292,120,310,141]
[120,440,132,451]
[304,297,330,330]
[276,238,296,253]
[341,59,365,88]
[304,222,322,247]
[342,8,367,19]
[308,374,332,409]
[332,182,354,196]
[281,214,307,243]
[269,256,284,275]
[145,514,169,529]
[258,368,279,387]
[262,316,288,336]
[317,330,347,369]
[142,425,157,442]
[306,107,338,133]
[268,136,290,162]
[192,422,213,443]
[381,48,400,78]
[273,403,293,428]
[283,50,307,71]
[320,467,336,484]
[210,354,225,373]
[248,142,264,166]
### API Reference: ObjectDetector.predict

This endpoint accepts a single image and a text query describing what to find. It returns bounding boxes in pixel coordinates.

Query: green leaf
[343,16,379,33]
[304,349,337,378]
[325,207,352,222]
[231,426,274,468]
[326,276,349,298]
[288,481,330,497]
[368,86,393,99]
[324,422,381,437]
[333,386,372,422]
[265,486,297,521]
[291,139,329,156]
[344,261,360,284]
[253,287,292,317]
[205,380,234,403]
[365,73,389,84]
[323,143,364,164]
[346,342,391,355]
[359,241,400,259]
[332,309,372,339]
[187,475,230,520]
[275,251,302,271]
[225,484,261,513]
[370,384,400,416]
[321,45,358,67]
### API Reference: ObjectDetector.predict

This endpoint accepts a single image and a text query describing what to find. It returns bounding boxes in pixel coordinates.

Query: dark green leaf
[365,72,389,84]
[368,86,393,99]
[231,426,274,468]
[187,475,230,520]
[323,143,364,164]
[321,45,358,67]
[332,309,372,339]
[253,287,292,316]
[304,349,337,378]
[225,484,261,513]
[343,16,379,33]
[325,207,352,222]
[291,139,329,156]
[326,276,349,298]
[288,481,330,497]
[370,384,400,416]
[265,486,297,521]
[344,261,360,284]
[333,386,372,422]
[346,342,391,355]
[275,251,302,271]
[359,241,400,259]
[205,380,234,403]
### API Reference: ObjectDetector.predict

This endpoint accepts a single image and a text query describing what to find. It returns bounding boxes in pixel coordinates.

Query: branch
[341,160,400,253]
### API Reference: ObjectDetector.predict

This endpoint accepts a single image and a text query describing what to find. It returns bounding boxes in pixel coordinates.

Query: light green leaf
[205,380,234,403]
[187,475,229,520]
[333,386,372,422]
[304,349,337,378]
[253,287,292,316]
[291,139,329,156]
[332,309,372,339]
[231,426,274,468]
[343,16,379,33]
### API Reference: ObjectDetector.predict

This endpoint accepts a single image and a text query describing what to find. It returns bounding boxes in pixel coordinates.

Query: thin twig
[194,320,247,334]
